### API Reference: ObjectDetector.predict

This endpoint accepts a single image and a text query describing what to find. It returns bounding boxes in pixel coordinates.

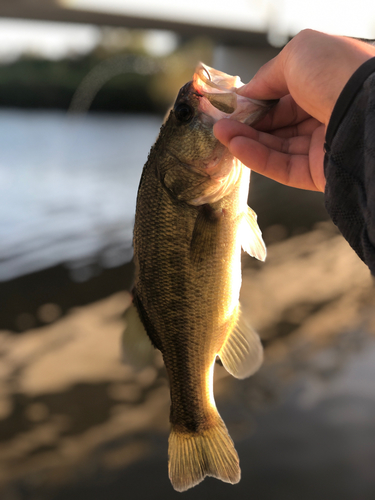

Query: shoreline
[0,260,135,332]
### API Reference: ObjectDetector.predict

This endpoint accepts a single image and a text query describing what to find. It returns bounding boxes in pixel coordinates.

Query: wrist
[325,56,375,149]
[323,38,375,124]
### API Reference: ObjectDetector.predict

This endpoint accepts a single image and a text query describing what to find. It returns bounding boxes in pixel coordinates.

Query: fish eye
[174,103,194,123]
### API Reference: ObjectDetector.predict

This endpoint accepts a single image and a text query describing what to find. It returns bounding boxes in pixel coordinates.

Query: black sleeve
[324,57,375,275]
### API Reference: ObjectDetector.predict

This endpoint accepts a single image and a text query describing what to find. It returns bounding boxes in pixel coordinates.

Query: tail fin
[168,420,240,492]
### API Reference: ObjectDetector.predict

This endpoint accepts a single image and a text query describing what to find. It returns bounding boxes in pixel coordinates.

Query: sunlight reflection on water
[0,110,162,280]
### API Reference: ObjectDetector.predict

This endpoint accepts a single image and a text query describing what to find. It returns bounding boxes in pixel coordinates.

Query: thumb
[236,52,290,100]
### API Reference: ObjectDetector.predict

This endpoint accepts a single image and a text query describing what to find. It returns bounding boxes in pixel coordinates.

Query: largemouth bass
[123,63,275,491]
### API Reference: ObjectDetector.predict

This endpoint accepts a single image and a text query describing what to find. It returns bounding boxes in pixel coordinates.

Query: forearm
[324,57,375,274]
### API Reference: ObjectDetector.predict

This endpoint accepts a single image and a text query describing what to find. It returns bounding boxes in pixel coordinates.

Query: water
[0,110,162,281]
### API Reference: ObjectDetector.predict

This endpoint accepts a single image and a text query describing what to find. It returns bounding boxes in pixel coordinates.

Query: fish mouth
[193,63,238,115]
[193,62,277,126]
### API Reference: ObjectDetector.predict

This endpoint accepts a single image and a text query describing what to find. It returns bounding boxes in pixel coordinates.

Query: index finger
[228,134,320,191]
[252,94,311,132]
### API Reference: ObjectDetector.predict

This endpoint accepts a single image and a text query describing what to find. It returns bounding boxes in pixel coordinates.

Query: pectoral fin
[218,308,263,379]
[163,164,207,202]
[122,303,155,370]
[190,205,224,264]
[241,206,266,261]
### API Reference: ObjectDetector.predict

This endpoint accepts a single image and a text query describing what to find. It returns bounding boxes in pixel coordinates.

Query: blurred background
[0,1,375,499]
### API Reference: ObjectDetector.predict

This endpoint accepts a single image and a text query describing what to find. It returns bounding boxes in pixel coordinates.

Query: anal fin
[122,303,155,370]
[219,307,263,379]
[241,206,266,261]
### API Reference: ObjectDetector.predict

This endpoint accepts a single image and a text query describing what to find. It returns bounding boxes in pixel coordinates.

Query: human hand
[214,29,375,192]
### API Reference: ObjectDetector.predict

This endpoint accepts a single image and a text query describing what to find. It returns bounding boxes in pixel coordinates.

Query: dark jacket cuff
[325,56,375,151]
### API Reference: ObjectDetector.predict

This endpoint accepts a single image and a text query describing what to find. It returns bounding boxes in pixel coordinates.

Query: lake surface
[0,110,162,281]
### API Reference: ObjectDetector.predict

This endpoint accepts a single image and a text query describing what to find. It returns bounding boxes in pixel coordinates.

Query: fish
[122,63,276,492]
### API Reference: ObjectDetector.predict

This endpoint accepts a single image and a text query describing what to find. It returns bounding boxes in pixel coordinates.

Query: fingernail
[236,85,247,96]
[236,80,253,96]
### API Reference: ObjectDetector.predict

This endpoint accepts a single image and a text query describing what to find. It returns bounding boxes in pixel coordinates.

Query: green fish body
[123,63,274,491]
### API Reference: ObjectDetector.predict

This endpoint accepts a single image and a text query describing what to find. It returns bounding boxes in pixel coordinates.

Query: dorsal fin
[122,303,155,370]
